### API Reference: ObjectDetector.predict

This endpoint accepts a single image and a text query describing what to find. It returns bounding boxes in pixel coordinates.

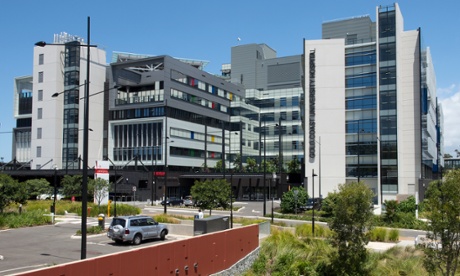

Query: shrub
[368,227,387,242]
[153,214,181,224]
[295,223,331,238]
[76,225,105,236]
[388,228,400,242]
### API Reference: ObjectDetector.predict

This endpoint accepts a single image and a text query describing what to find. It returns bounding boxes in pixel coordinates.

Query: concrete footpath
[366,238,415,252]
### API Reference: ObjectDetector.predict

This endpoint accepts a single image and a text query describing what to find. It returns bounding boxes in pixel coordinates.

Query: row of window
[110,106,165,120]
[113,122,164,149]
[171,69,234,102]
[346,95,377,109]
[112,147,163,162]
[170,127,223,145]
[345,50,376,67]
[346,72,376,88]
[171,88,228,113]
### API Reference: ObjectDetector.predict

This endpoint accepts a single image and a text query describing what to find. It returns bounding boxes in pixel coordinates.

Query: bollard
[98,213,105,229]
[19,204,22,214]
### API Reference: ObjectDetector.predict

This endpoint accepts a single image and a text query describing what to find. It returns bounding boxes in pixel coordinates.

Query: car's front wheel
[160,230,167,240]
[132,234,142,245]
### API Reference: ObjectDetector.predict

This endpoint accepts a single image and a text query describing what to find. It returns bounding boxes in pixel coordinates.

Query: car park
[161,197,184,206]
[107,215,168,245]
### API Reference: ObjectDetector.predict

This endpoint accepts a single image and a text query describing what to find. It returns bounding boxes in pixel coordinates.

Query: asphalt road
[0,217,186,276]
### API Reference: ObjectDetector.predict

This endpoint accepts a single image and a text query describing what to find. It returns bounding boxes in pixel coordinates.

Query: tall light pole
[317,136,322,198]
[52,165,58,223]
[271,172,276,223]
[312,169,317,235]
[229,131,238,228]
[263,118,267,216]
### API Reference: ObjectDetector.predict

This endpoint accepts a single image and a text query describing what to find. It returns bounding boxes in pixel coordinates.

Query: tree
[0,174,27,213]
[233,154,244,173]
[214,160,224,173]
[280,187,308,213]
[422,169,460,276]
[190,179,231,215]
[321,191,339,217]
[24,178,52,199]
[61,175,83,198]
[93,178,110,207]
[444,153,453,159]
[261,159,276,174]
[287,158,301,174]
[328,181,374,275]
[61,175,93,199]
[245,157,259,173]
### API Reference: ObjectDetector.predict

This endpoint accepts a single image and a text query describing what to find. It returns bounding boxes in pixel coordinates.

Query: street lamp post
[151,144,159,206]
[263,118,267,216]
[271,172,276,223]
[52,165,58,223]
[312,169,318,235]
[229,131,238,228]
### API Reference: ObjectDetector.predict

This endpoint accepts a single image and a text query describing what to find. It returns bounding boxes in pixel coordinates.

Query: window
[38,72,44,83]
[37,128,42,139]
[36,146,42,157]
[280,97,287,107]
[37,108,43,119]
[38,90,43,101]
[346,34,358,44]
[38,54,44,65]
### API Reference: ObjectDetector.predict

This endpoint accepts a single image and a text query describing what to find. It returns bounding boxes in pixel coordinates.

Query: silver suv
[107,215,168,245]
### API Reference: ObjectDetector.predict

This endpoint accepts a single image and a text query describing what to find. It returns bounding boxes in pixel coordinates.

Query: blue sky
[1,0,459,161]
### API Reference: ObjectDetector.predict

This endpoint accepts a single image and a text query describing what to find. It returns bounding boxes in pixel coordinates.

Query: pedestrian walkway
[366,239,415,252]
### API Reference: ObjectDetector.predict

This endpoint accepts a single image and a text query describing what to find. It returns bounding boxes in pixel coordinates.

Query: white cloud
[439,84,460,156]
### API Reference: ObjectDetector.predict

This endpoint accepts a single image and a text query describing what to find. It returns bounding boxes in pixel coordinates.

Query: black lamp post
[271,172,276,223]
[229,132,238,228]
[53,165,58,222]
[263,118,267,216]
[312,169,318,235]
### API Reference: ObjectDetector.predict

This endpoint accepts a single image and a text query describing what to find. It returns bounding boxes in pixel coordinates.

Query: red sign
[154,171,165,176]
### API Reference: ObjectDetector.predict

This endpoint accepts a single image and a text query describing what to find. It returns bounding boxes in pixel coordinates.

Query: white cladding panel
[304,39,346,198]
[397,30,421,194]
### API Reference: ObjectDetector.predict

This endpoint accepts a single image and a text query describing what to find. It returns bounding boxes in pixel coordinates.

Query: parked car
[160,197,183,206]
[183,195,195,207]
[37,193,63,200]
[107,215,168,245]
[301,197,323,211]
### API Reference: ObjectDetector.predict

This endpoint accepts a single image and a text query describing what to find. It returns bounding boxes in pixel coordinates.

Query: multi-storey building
[224,44,305,185]
[106,54,245,200]
[303,3,443,213]
[30,32,107,171]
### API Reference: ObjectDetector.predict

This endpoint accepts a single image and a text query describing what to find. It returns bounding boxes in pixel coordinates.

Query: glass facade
[379,5,399,193]
[62,42,81,170]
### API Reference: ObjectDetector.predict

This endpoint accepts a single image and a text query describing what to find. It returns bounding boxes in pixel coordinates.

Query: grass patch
[76,225,105,236]
[295,223,332,238]
[368,227,388,242]
[0,209,51,229]
[153,214,181,224]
